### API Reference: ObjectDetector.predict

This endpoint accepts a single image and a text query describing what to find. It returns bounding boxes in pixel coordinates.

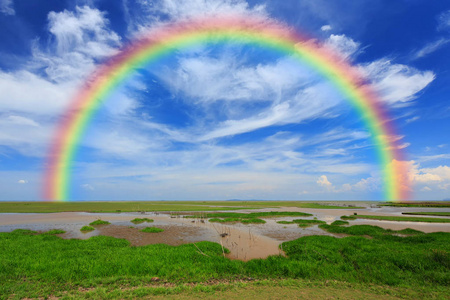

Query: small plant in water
[89,220,110,226]
[131,218,154,224]
[46,229,66,234]
[140,227,164,233]
[80,226,95,232]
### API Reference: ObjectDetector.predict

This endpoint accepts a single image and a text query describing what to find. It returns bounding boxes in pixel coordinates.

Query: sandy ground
[1,205,449,260]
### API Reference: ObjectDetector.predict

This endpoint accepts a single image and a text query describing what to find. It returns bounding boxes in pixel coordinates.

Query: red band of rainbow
[44,15,411,201]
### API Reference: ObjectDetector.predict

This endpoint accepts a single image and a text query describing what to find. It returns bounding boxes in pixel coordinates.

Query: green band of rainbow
[44,15,410,201]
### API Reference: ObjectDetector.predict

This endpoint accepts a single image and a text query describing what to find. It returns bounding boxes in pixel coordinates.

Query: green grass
[209,218,266,224]
[402,212,450,217]
[80,226,95,232]
[45,229,66,235]
[140,227,164,233]
[277,219,326,227]
[186,211,313,219]
[131,218,154,224]
[340,215,357,220]
[330,220,349,226]
[354,215,450,223]
[0,227,448,299]
[89,220,111,226]
[0,201,363,213]
[319,224,424,237]
[381,201,450,208]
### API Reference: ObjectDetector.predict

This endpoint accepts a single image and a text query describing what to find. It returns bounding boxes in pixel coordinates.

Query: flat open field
[1,201,449,299]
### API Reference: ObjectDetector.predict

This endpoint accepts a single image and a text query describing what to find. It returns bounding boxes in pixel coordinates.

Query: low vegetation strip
[131,218,154,224]
[381,201,450,208]
[402,212,450,217]
[330,220,349,226]
[80,226,95,232]
[209,218,266,224]
[186,211,313,219]
[276,219,326,227]
[354,215,450,223]
[0,201,363,213]
[0,227,448,299]
[319,224,424,237]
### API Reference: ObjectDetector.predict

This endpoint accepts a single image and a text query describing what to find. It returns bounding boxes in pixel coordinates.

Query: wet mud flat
[1,205,449,261]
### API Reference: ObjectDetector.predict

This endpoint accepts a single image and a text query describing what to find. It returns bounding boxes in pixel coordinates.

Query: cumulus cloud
[324,34,360,60]
[0,0,14,15]
[18,179,28,184]
[0,6,122,157]
[317,175,332,189]
[361,59,435,105]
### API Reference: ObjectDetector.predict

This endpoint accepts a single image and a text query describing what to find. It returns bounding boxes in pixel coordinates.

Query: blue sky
[0,0,449,201]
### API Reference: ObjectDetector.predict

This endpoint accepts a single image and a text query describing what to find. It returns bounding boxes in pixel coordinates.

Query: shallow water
[1,205,449,260]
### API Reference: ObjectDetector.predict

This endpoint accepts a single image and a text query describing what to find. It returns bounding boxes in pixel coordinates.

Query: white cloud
[321,25,332,31]
[0,0,14,15]
[420,186,431,192]
[324,34,360,60]
[18,179,28,184]
[361,59,435,105]
[405,116,420,124]
[437,10,450,31]
[0,6,122,157]
[412,38,450,59]
[317,175,332,189]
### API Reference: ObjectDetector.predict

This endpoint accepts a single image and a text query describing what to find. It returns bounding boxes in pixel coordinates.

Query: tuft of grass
[140,227,164,233]
[353,215,450,223]
[131,218,154,224]
[341,215,357,220]
[277,219,325,227]
[80,226,95,232]
[331,220,349,226]
[45,229,66,235]
[89,219,110,226]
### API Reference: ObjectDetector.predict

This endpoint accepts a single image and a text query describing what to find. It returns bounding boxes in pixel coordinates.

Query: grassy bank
[381,201,450,208]
[352,215,450,223]
[0,227,448,299]
[0,201,363,213]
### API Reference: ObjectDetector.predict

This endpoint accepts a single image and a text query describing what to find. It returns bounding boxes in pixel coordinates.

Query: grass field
[353,215,450,223]
[0,226,448,299]
[381,201,450,208]
[0,201,362,213]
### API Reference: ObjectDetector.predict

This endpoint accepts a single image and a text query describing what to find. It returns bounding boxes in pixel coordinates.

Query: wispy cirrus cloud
[0,0,14,15]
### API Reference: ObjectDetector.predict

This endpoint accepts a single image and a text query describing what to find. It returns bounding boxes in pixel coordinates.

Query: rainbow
[44,15,410,201]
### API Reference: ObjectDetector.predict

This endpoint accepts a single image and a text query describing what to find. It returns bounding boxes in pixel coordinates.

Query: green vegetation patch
[11,229,37,235]
[0,227,448,299]
[402,212,450,217]
[187,211,313,219]
[131,218,154,224]
[276,219,325,227]
[89,219,111,226]
[45,229,66,235]
[319,224,424,237]
[80,226,95,232]
[209,218,266,224]
[140,227,164,233]
[354,215,450,223]
[340,215,357,220]
[381,201,450,208]
[331,220,349,226]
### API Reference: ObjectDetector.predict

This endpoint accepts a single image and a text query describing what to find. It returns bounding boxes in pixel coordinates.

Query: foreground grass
[0,201,363,213]
[352,215,450,223]
[402,212,450,217]
[0,227,448,299]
